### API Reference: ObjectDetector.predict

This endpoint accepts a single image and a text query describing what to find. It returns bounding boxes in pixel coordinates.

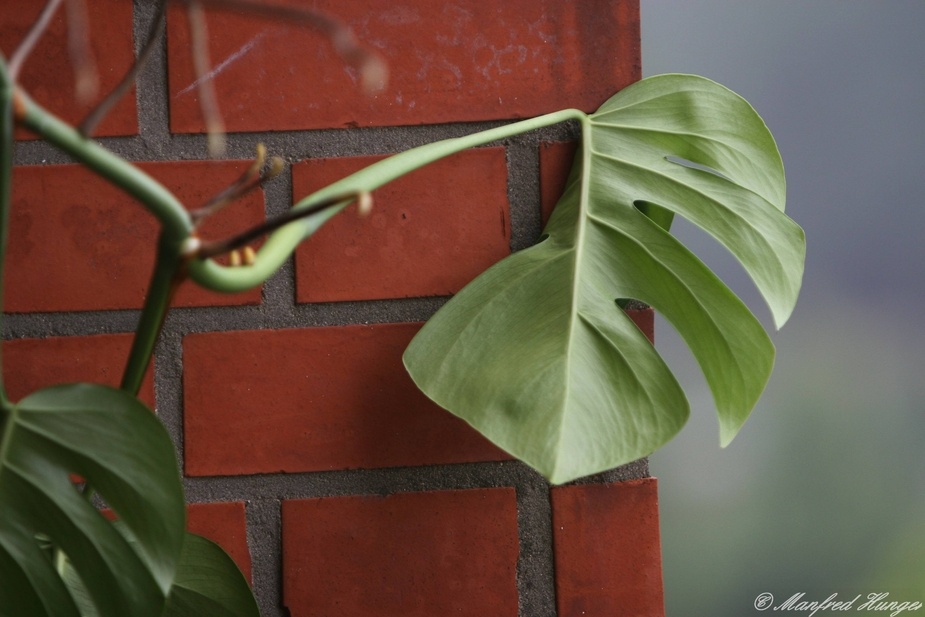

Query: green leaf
[58,531,259,617]
[0,383,186,616]
[163,533,260,617]
[404,74,805,484]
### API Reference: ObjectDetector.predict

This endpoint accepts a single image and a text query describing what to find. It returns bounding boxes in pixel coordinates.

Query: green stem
[121,233,182,396]
[0,57,15,412]
[16,90,193,241]
[15,89,193,398]
[13,81,195,403]
[187,108,588,292]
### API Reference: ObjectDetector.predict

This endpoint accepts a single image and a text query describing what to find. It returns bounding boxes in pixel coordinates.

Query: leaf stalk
[15,89,194,240]
[121,234,185,395]
[187,108,588,292]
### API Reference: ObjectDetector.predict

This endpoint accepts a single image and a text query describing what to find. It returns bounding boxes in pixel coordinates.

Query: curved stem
[15,90,193,241]
[14,86,190,398]
[121,234,183,396]
[187,108,587,292]
[196,190,364,259]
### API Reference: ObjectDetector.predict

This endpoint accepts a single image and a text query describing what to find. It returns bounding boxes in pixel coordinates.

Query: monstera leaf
[0,383,186,616]
[59,531,260,617]
[404,74,805,484]
[163,533,260,617]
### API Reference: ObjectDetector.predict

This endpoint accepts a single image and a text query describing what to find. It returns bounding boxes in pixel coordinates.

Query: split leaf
[405,74,805,484]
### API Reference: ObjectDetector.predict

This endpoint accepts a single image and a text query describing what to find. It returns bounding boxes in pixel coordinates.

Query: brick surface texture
[0,0,137,138]
[552,479,666,616]
[293,149,511,303]
[282,489,519,616]
[183,323,508,476]
[3,1,666,615]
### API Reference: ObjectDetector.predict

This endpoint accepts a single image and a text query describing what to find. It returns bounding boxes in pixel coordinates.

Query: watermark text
[754,592,922,617]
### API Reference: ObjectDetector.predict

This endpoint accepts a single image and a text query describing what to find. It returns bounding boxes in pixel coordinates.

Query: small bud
[266,156,285,179]
[243,246,257,266]
[180,236,202,258]
[361,56,389,95]
[356,191,373,217]
[207,131,227,158]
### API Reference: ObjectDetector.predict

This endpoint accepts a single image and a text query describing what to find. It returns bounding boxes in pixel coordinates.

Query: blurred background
[641,2,925,614]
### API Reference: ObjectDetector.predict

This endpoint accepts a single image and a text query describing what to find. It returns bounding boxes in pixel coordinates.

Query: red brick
[6,162,265,312]
[551,478,665,617]
[0,0,137,138]
[186,501,252,582]
[539,141,580,226]
[293,149,510,303]
[3,334,155,408]
[183,323,508,476]
[166,1,640,133]
[626,308,654,344]
[282,488,519,616]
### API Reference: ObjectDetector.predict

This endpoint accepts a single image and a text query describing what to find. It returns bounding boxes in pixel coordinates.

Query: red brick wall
[2,1,663,615]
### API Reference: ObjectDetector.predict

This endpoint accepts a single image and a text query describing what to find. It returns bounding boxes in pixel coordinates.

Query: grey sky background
[641,2,925,614]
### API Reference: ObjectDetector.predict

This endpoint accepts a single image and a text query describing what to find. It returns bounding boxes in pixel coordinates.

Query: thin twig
[171,0,388,94]
[187,0,226,157]
[7,0,66,81]
[172,0,386,158]
[196,191,371,259]
[79,0,167,136]
[65,0,98,104]
[190,143,284,225]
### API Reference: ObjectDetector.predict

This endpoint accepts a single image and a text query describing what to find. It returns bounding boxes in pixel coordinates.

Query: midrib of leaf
[552,115,598,474]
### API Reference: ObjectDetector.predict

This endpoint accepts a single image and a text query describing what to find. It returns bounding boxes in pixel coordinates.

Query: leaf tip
[719,429,738,449]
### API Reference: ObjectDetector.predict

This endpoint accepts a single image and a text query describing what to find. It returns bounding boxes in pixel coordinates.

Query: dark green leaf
[163,533,260,617]
[0,383,185,616]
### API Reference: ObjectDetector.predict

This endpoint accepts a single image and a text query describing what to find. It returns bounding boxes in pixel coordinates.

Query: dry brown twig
[79,0,167,136]
[190,143,284,225]
[65,0,98,104]
[186,0,226,157]
[9,0,386,262]
[173,0,389,95]
[15,0,387,144]
[9,0,99,102]
[7,0,66,81]
[176,0,389,156]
